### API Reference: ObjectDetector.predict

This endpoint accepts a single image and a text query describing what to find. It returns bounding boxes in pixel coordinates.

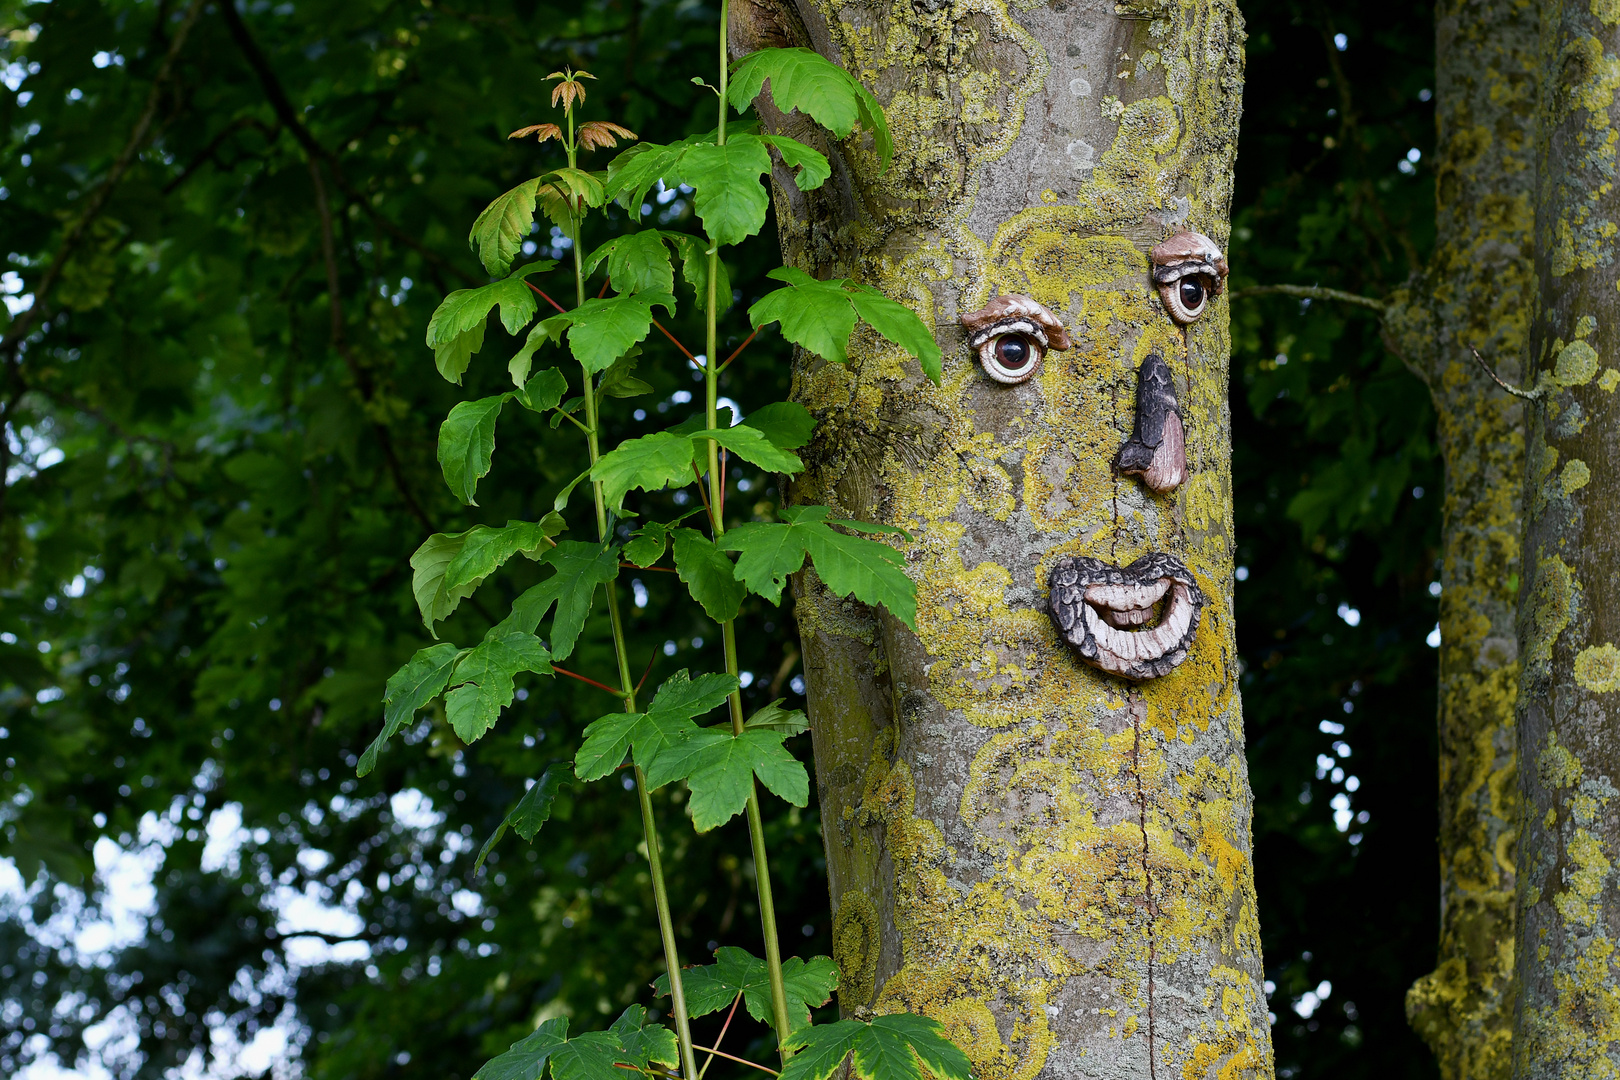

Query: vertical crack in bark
[1130,691,1157,1080]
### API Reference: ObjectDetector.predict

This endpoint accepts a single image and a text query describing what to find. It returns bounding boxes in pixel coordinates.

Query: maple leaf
[578,121,638,151]
[547,69,596,112]
[510,123,562,144]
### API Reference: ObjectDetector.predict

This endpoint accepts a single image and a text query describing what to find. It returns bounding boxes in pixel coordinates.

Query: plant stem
[701,0,795,1056]
[567,160,701,1080]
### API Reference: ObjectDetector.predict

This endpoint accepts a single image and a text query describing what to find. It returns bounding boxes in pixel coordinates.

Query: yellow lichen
[1573,643,1620,692]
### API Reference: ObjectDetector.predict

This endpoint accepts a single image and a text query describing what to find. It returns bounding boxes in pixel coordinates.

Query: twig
[652,320,702,367]
[1228,283,1387,312]
[634,651,657,696]
[162,116,280,194]
[691,463,715,522]
[698,993,745,1080]
[690,1045,778,1076]
[621,563,678,573]
[1471,347,1544,401]
[718,448,728,521]
[526,280,569,314]
[550,665,628,697]
[719,328,758,372]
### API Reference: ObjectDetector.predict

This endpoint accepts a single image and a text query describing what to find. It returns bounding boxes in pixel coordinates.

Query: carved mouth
[1048,553,1205,681]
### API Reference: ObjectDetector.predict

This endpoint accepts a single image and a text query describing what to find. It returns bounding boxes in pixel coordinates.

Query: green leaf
[746,698,809,736]
[679,134,774,247]
[575,669,738,781]
[552,466,591,513]
[560,292,677,373]
[761,133,832,191]
[432,319,485,384]
[591,430,695,513]
[610,1006,679,1069]
[727,47,893,170]
[509,315,569,387]
[665,231,732,314]
[474,1016,569,1080]
[359,643,463,776]
[693,423,805,474]
[795,507,916,629]
[585,231,675,295]
[438,394,509,506]
[444,630,552,743]
[672,528,746,622]
[730,48,861,134]
[623,521,673,568]
[603,132,713,213]
[470,178,541,277]
[849,285,944,384]
[548,166,606,208]
[515,367,570,412]
[622,510,703,568]
[745,401,817,450]
[718,505,916,627]
[425,263,556,385]
[411,531,483,632]
[473,764,569,872]
[495,542,621,661]
[781,1015,972,1080]
[547,1032,627,1080]
[749,269,941,383]
[597,349,654,399]
[653,948,837,1033]
[749,268,859,365]
[644,726,807,830]
[443,517,563,594]
[713,521,809,606]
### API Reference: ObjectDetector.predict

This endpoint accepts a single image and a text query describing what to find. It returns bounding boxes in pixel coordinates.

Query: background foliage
[0,1,1443,1078]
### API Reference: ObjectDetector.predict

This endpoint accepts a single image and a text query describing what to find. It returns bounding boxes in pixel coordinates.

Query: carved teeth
[1084,580,1170,611]
[1047,553,1205,681]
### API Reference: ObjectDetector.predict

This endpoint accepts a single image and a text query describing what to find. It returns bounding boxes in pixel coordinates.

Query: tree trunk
[734,3,1269,1077]
[1511,2,1620,1073]
[1393,1,1535,1075]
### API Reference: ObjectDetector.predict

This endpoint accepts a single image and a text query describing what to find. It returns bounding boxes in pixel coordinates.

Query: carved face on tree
[1150,230,1228,325]
[959,294,1073,383]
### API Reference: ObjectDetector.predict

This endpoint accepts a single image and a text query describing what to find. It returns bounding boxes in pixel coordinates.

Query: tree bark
[734,2,1268,1077]
[1511,0,1620,1072]
[1392,2,1535,1076]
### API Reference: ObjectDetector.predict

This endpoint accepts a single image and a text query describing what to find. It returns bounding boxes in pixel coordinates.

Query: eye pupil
[995,335,1031,371]
[1179,279,1205,309]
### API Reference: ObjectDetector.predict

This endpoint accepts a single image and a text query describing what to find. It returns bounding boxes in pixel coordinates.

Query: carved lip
[1048,553,1205,681]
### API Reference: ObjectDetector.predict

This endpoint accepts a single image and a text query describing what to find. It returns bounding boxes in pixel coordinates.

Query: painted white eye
[1150,230,1229,326]
[980,332,1044,383]
[1158,274,1215,324]
[959,294,1072,385]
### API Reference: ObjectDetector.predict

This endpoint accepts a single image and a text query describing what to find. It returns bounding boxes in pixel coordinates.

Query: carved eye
[1150,230,1229,327]
[1160,274,1214,324]
[959,294,1073,385]
[983,333,1042,383]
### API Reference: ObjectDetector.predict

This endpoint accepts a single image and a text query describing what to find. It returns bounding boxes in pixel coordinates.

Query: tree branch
[217,1,480,287]
[305,157,437,535]
[1471,347,1544,401]
[1228,283,1387,311]
[0,0,207,521]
